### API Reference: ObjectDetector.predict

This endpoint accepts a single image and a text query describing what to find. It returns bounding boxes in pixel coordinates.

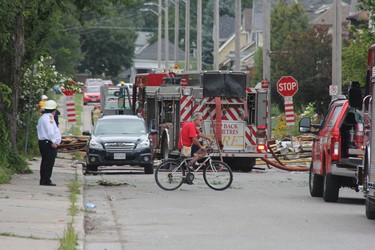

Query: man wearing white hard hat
[36,100,62,186]
[39,95,48,113]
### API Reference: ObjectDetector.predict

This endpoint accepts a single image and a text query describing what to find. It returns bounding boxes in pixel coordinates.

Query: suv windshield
[94,119,146,135]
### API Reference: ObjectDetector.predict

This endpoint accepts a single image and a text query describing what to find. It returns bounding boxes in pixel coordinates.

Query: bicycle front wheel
[203,160,233,191]
[155,160,185,191]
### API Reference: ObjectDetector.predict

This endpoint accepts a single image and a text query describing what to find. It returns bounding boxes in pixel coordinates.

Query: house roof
[346,10,369,22]
[251,0,352,31]
[135,32,152,54]
[135,38,185,61]
[313,2,350,25]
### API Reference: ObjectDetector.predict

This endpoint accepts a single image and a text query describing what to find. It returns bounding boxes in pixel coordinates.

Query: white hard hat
[44,100,57,110]
[42,95,48,100]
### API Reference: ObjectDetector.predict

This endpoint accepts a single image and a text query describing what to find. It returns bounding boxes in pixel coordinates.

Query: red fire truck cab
[362,44,375,219]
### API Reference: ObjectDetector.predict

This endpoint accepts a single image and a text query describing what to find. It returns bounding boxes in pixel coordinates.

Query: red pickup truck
[299,87,364,202]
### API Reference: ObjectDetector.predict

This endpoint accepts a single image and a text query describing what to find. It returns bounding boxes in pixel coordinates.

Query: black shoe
[184,172,194,185]
[187,165,195,172]
[187,162,198,172]
[183,179,194,185]
[40,181,56,186]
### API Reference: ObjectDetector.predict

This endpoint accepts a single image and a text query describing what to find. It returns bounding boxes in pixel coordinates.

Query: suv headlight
[136,138,151,149]
[89,138,104,150]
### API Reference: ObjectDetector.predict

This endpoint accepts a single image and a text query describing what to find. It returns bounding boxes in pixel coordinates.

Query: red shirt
[178,122,200,149]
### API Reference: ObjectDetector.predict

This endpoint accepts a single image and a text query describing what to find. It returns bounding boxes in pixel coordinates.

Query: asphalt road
[81,105,375,250]
[82,168,375,250]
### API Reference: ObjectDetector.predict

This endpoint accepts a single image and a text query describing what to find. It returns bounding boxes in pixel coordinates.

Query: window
[94,119,146,135]
[326,104,343,128]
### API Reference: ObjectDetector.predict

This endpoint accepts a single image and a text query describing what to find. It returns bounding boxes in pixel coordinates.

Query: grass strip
[59,170,80,249]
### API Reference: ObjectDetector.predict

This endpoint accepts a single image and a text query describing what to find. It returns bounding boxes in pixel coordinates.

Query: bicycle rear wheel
[203,160,233,191]
[155,160,185,191]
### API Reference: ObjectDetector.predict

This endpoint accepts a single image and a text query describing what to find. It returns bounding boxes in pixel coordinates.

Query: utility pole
[234,0,241,71]
[158,0,162,69]
[165,0,169,69]
[332,0,342,98]
[184,0,190,70]
[263,0,271,138]
[197,0,202,71]
[213,0,219,70]
[174,0,179,67]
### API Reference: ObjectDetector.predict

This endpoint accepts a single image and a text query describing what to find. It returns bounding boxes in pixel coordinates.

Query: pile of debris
[58,135,89,152]
[267,135,315,161]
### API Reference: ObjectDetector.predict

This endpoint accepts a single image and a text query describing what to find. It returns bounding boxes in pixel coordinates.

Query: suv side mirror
[299,117,311,133]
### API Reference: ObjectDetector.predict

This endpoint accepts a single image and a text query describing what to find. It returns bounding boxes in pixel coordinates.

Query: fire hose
[260,141,309,172]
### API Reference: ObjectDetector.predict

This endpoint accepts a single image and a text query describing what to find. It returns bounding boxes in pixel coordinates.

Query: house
[130,36,185,83]
[218,0,354,72]
[128,0,356,82]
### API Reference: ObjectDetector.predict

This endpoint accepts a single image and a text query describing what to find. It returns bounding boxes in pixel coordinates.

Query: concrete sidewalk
[0,153,85,250]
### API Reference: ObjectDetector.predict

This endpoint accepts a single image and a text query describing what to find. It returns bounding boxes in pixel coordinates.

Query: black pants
[191,144,200,156]
[38,140,57,184]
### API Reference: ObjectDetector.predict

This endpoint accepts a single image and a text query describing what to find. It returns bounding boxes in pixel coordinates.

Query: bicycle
[154,143,233,191]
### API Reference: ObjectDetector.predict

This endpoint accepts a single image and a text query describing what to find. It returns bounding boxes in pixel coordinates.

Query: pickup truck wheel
[144,164,154,174]
[309,162,323,197]
[366,197,375,220]
[323,172,339,202]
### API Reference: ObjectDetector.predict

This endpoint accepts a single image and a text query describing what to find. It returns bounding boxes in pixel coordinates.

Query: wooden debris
[266,135,315,161]
[58,135,89,152]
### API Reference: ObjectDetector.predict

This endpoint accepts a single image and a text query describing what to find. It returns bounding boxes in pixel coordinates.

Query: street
[81,105,375,250]
[82,168,375,250]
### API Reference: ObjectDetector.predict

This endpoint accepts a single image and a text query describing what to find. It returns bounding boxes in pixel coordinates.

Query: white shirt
[37,112,62,144]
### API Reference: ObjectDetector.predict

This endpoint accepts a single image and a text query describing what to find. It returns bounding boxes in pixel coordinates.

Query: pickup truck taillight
[331,136,340,161]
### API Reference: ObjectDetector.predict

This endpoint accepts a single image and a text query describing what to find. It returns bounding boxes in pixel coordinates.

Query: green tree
[250,47,263,86]
[46,13,83,75]
[269,1,312,113]
[271,1,310,52]
[342,29,375,87]
[0,0,134,165]
[342,1,375,88]
[76,3,140,77]
[273,26,332,116]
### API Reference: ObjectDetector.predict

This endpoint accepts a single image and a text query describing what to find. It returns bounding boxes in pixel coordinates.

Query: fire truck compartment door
[256,92,267,127]
[202,72,246,98]
[203,120,245,151]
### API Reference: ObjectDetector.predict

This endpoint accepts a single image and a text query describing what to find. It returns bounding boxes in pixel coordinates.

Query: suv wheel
[323,172,339,202]
[144,164,154,174]
[309,162,323,197]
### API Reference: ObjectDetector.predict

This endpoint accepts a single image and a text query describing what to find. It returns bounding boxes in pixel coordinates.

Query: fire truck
[362,44,375,219]
[133,71,269,172]
[99,85,133,116]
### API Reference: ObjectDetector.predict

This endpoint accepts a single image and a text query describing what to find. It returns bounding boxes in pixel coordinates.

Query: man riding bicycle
[178,112,214,170]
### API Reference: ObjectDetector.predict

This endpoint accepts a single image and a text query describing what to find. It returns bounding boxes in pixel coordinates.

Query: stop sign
[60,87,76,96]
[60,80,77,96]
[277,76,298,97]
